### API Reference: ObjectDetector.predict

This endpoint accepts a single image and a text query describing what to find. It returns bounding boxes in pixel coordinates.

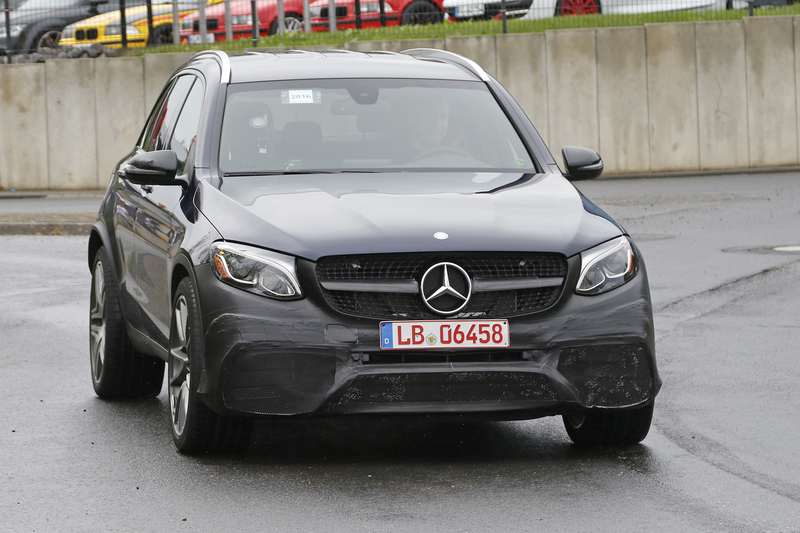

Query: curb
[0,223,92,236]
[0,212,96,236]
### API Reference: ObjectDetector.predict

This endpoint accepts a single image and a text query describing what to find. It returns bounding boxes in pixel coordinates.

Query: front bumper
[445,0,531,19]
[60,35,148,48]
[0,34,21,53]
[194,255,659,419]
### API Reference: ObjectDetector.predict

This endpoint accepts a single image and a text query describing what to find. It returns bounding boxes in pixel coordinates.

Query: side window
[168,80,204,175]
[141,76,195,152]
[140,86,170,151]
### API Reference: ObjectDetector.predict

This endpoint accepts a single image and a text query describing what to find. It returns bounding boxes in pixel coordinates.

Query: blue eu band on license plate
[380,320,509,350]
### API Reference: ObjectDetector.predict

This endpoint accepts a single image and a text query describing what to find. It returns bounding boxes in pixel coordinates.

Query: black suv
[88,49,660,453]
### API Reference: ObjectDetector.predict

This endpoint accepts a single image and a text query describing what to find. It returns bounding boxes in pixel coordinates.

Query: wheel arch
[148,22,173,45]
[401,0,445,22]
[22,19,68,50]
[88,223,113,272]
[170,252,216,395]
[171,253,196,304]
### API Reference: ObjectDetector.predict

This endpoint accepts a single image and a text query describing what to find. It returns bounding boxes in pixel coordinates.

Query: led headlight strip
[211,242,302,299]
[576,236,638,295]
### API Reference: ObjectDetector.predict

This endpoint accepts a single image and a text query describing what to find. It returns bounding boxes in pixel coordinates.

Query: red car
[308,0,443,32]
[180,0,305,42]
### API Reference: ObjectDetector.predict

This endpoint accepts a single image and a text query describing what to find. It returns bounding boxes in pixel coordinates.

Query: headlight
[105,24,141,36]
[360,2,392,12]
[62,27,75,39]
[211,242,302,299]
[181,18,195,30]
[230,14,252,25]
[0,25,23,38]
[575,236,638,295]
[308,6,322,17]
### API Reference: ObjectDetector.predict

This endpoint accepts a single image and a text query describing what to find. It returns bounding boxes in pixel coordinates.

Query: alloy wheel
[89,260,106,383]
[169,295,191,437]
[285,16,303,34]
[558,0,598,15]
[37,30,62,50]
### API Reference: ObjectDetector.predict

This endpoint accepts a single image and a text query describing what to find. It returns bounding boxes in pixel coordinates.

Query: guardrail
[1,16,799,189]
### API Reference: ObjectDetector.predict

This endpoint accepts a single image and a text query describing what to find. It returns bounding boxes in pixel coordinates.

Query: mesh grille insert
[316,253,567,319]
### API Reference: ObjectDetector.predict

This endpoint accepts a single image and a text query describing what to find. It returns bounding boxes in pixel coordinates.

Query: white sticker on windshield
[281,90,320,105]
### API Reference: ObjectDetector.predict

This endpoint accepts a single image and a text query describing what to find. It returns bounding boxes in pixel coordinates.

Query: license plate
[188,33,215,44]
[380,320,509,350]
[454,3,485,17]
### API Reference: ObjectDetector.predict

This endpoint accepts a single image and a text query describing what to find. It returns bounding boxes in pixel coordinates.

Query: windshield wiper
[223,170,338,177]
[223,169,382,177]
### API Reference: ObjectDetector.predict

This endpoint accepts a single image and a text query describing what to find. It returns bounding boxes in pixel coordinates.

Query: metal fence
[2,0,798,62]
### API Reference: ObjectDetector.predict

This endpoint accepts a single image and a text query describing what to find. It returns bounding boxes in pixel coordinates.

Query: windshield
[219,79,536,175]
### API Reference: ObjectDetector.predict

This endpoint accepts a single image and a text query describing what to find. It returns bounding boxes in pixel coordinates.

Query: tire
[36,29,62,50]
[554,0,600,16]
[563,403,653,447]
[149,24,173,46]
[89,247,164,399]
[169,277,253,454]
[401,1,444,25]
[269,13,304,36]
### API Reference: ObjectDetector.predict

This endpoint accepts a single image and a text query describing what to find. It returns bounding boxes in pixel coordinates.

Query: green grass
[124,3,800,56]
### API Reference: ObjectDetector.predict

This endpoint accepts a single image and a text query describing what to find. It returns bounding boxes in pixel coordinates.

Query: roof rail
[401,48,490,82]
[191,50,231,84]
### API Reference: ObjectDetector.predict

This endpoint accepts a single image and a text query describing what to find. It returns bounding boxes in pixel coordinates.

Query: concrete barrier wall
[2,16,800,190]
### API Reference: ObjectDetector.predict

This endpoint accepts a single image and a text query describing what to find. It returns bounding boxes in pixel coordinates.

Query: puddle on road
[722,245,800,255]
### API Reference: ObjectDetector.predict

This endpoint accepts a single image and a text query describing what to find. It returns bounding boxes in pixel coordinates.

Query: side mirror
[88,0,108,13]
[121,150,184,187]
[562,146,603,181]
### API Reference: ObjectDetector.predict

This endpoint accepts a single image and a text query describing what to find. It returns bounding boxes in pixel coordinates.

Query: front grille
[87,28,98,40]
[316,253,567,319]
[320,6,348,17]
[75,29,85,40]
[363,350,528,365]
[328,372,558,405]
[192,19,218,32]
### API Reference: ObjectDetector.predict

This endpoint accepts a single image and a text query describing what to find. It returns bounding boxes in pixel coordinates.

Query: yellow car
[60,0,221,48]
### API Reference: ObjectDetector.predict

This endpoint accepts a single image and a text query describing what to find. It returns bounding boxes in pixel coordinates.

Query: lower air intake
[329,372,557,405]
[558,345,653,407]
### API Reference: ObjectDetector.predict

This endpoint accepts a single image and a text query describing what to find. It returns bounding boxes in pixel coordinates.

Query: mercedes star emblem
[420,262,472,315]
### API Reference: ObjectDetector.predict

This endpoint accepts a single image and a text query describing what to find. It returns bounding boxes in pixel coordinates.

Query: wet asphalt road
[1,173,799,532]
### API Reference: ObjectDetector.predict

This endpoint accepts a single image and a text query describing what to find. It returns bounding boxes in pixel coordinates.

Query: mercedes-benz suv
[88,49,660,453]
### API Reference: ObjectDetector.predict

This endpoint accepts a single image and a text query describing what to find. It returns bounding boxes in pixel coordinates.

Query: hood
[197,172,623,261]
[183,0,299,19]
[10,6,88,24]
[71,4,185,26]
